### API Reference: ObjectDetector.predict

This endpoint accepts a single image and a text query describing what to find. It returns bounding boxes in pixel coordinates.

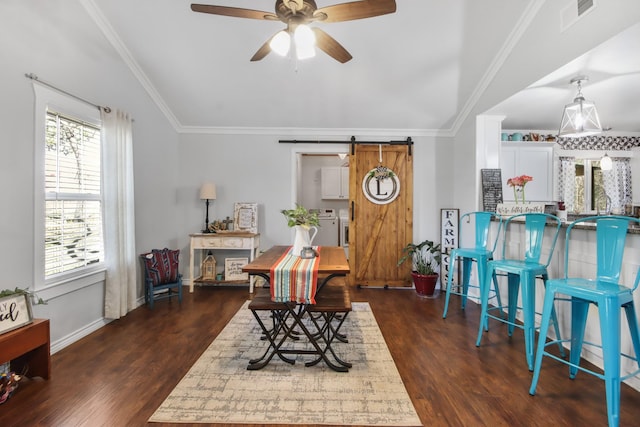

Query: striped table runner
[270,246,321,304]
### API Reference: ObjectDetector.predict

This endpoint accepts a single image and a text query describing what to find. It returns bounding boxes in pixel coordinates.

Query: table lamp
[200,183,217,233]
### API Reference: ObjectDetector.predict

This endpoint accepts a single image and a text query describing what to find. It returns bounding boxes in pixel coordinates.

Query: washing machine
[310,208,338,246]
[338,209,349,259]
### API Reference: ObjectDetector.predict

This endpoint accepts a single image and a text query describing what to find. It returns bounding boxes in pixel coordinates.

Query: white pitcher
[292,225,318,256]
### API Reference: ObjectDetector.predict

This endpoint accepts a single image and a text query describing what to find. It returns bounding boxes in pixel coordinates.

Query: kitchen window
[559,156,632,214]
[574,159,607,213]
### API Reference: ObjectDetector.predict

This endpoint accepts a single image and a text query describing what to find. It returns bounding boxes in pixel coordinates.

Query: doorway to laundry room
[296,151,350,259]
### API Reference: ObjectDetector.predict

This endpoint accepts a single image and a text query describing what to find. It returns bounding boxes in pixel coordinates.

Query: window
[44,112,103,277]
[33,83,105,288]
[573,159,607,213]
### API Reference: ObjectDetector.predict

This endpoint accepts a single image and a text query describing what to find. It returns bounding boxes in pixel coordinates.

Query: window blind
[44,111,103,277]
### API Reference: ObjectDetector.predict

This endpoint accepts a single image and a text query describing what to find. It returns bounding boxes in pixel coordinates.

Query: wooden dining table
[242,245,350,289]
[242,245,352,372]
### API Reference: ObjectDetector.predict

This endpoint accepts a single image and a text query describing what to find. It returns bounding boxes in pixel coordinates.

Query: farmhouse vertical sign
[440,209,459,289]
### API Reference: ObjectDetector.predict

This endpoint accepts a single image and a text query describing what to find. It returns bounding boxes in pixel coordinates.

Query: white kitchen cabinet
[501,142,554,202]
[321,167,349,199]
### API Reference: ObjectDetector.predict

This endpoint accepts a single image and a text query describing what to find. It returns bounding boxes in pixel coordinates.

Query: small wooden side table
[0,318,51,379]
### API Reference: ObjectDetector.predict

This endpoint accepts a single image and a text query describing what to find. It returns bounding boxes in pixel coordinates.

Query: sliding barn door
[348,144,413,288]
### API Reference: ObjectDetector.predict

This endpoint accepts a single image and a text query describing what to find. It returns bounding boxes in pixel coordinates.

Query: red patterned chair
[140,248,183,309]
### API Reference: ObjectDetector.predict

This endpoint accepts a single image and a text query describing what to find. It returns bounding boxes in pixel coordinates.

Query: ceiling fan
[190,0,397,63]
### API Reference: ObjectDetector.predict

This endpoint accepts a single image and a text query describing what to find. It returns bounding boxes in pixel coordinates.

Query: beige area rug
[149,301,422,426]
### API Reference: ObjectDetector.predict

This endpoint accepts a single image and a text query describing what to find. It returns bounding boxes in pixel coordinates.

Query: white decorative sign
[496,203,545,218]
[0,294,33,335]
[225,257,249,281]
[234,202,258,233]
[440,209,459,287]
[362,168,400,205]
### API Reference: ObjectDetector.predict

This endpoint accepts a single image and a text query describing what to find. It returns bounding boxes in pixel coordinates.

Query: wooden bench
[248,282,351,313]
[247,282,352,371]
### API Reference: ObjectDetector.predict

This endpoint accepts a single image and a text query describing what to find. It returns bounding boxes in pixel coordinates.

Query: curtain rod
[25,73,111,113]
[279,136,413,155]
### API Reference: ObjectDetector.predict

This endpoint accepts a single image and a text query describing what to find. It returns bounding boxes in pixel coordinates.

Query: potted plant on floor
[398,239,442,297]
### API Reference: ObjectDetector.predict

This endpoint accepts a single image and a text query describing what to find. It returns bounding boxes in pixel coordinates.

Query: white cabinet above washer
[321,167,349,200]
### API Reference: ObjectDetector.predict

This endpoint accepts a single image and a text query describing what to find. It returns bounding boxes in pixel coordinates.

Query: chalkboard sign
[481,169,503,212]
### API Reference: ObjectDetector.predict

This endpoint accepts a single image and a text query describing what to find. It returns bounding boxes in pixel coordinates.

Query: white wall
[0,1,179,350]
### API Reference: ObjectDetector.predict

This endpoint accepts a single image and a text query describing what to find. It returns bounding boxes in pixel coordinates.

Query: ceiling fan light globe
[294,24,316,48]
[294,24,316,59]
[270,30,291,56]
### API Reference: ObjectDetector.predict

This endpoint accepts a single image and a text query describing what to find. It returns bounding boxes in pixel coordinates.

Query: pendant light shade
[600,153,613,171]
[558,76,602,138]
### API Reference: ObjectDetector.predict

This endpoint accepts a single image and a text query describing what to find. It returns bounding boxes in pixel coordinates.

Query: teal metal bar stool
[529,215,640,427]
[476,213,565,370]
[442,211,504,329]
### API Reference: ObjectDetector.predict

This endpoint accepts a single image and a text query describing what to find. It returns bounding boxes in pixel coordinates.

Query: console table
[0,318,50,379]
[189,232,260,293]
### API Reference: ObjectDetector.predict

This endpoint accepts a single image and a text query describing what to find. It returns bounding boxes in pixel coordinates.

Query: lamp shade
[199,183,217,200]
[600,153,613,171]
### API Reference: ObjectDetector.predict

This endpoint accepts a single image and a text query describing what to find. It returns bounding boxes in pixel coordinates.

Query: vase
[291,225,318,256]
[513,186,526,204]
[411,272,439,298]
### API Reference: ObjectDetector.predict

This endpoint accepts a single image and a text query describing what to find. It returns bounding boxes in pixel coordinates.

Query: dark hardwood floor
[3,285,640,426]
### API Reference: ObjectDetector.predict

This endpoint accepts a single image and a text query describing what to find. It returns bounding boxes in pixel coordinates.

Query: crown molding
[80,0,182,131]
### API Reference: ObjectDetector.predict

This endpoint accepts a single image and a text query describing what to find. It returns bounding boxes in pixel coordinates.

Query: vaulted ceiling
[87,1,640,134]
[491,20,640,133]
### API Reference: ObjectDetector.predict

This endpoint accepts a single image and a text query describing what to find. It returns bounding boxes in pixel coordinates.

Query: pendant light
[558,76,602,138]
[600,153,612,171]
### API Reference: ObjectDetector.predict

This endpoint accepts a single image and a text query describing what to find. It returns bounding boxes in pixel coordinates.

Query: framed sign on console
[234,202,258,233]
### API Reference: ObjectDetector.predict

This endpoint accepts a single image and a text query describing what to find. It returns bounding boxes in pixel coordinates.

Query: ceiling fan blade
[191,4,277,20]
[312,28,352,63]
[250,38,273,62]
[316,0,396,23]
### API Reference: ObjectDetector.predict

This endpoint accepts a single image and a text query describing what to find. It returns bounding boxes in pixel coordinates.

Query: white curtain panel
[101,108,137,319]
[603,158,632,213]
[558,157,576,212]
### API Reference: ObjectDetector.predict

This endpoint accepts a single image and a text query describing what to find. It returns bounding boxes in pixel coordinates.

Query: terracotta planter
[411,272,439,297]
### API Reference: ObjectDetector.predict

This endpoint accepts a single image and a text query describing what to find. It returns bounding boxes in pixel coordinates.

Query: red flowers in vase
[507,175,533,204]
